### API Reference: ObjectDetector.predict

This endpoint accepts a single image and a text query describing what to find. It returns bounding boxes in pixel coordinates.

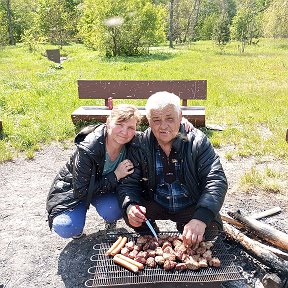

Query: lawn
[0,39,287,162]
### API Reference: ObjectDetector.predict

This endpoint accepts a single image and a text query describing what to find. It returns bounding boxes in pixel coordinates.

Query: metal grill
[85,231,243,288]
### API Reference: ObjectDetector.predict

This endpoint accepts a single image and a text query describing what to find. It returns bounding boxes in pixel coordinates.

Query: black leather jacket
[46,124,122,229]
[118,125,228,222]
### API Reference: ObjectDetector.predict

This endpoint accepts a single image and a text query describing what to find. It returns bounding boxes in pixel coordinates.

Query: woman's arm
[72,148,118,200]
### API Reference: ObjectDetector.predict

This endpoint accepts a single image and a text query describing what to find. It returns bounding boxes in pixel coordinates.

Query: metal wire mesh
[85,231,243,288]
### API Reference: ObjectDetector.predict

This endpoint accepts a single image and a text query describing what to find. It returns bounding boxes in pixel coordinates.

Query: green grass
[240,166,286,194]
[0,39,288,162]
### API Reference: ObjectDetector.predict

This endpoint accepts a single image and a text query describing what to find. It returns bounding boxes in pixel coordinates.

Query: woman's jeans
[52,193,122,238]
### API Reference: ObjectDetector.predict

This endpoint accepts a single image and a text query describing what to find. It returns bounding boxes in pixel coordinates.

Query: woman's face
[107,117,137,145]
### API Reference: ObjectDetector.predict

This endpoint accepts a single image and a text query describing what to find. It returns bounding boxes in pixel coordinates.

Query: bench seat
[71,106,205,127]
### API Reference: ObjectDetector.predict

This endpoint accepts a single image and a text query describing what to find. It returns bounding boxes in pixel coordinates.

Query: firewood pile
[221,206,288,286]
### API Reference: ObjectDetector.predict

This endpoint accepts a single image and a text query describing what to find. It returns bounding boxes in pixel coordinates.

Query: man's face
[148,105,181,146]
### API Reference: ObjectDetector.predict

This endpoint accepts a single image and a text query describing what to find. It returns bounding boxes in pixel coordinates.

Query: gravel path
[0,143,287,288]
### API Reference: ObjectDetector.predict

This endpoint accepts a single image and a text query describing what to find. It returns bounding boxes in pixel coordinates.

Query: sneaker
[105,221,117,231]
[72,231,85,239]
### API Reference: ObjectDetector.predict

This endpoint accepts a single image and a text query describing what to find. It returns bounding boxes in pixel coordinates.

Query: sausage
[106,236,123,256]
[115,254,144,270]
[110,237,128,256]
[113,255,139,273]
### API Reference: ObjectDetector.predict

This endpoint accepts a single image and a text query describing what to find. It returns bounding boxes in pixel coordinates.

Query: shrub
[78,0,166,56]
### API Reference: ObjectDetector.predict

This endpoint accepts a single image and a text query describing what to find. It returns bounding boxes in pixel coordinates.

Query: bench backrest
[78,80,207,106]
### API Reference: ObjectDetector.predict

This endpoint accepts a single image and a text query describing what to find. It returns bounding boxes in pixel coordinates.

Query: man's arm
[117,146,146,214]
[195,134,227,216]
[183,131,227,246]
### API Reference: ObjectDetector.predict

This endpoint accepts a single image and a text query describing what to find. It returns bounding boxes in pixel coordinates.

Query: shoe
[72,231,85,239]
[105,221,117,231]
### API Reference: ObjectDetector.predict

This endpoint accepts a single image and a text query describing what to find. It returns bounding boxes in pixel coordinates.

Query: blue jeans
[52,193,123,238]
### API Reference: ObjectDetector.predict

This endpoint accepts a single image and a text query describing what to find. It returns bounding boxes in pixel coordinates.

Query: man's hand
[126,204,146,227]
[182,219,207,247]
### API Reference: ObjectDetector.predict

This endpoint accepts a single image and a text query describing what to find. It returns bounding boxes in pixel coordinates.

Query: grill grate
[85,231,243,287]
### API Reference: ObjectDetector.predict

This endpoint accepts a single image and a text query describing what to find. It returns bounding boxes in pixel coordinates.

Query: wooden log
[221,214,244,228]
[223,223,288,275]
[221,206,281,229]
[249,207,282,220]
[221,214,288,260]
[228,210,288,251]
[257,241,288,261]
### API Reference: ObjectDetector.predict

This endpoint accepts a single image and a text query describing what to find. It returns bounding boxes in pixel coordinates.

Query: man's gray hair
[145,91,181,118]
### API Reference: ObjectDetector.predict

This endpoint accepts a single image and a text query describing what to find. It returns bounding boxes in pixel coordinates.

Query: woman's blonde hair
[107,104,142,124]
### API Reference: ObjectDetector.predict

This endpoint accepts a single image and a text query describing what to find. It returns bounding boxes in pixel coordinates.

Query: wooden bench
[46,49,61,64]
[71,80,207,127]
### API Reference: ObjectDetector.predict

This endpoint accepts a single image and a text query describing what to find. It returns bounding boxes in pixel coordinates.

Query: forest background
[0,0,288,193]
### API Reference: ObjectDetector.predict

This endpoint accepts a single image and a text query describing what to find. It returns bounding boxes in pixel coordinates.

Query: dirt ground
[0,142,287,288]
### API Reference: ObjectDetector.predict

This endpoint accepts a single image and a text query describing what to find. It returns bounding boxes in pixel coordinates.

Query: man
[118,91,227,247]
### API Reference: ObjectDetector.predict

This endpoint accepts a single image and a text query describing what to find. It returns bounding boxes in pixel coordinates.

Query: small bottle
[108,97,113,110]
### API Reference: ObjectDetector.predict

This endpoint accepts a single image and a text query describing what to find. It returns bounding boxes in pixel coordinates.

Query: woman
[46,104,142,238]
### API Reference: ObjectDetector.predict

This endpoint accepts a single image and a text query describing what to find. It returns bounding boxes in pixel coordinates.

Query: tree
[212,0,233,49]
[195,0,236,41]
[169,0,174,48]
[230,0,261,52]
[169,0,202,43]
[38,0,71,47]
[262,0,288,38]
[212,13,230,50]
[0,0,15,45]
[78,0,166,56]
[0,0,43,45]
[187,0,201,41]
[194,0,220,41]
[0,16,7,45]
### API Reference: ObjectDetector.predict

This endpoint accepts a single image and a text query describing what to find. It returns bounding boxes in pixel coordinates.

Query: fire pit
[85,231,243,288]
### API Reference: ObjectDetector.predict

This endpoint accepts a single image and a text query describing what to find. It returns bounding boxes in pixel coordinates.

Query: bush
[78,0,166,56]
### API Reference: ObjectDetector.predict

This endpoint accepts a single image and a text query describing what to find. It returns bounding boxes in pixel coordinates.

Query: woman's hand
[181,117,194,132]
[114,159,134,180]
